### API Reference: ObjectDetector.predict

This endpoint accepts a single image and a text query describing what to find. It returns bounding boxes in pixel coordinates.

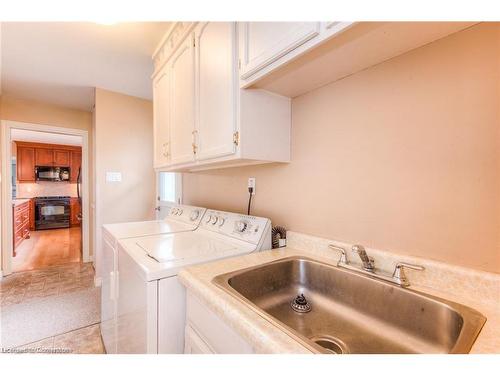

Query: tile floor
[12,324,104,354]
[0,262,94,307]
[1,262,105,354]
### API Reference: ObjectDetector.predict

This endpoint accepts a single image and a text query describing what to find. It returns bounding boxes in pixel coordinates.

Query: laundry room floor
[0,262,104,354]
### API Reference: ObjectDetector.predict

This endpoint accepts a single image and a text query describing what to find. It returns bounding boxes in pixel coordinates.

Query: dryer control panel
[200,209,271,246]
[166,205,206,226]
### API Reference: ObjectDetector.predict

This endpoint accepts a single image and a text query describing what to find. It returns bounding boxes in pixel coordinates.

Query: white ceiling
[12,129,82,146]
[1,22,171,111]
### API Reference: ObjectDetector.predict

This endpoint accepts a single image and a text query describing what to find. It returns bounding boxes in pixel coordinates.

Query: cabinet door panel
[70,151,81,183]
[170,36,196,165]
[196,22,236,161]
[17,147,36,182]
[53,150,70,166]
[153,65,171,168]
[35,148,54,166]
[239,22,320,79]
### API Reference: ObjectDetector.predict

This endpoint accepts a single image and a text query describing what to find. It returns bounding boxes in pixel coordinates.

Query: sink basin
[213,256,486,354]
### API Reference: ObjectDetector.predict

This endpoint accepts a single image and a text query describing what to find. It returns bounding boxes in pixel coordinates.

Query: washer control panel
[200,209,271,245]
[167,205,206,226]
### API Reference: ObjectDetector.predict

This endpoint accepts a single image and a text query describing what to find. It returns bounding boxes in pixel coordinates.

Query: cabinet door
[153,64,171,168]
[169,35,196,165]
[70,151,81,183]
[184,325,215,354]
[17,147,36,182]
[53,150,70,166]
[195,22,237,161]
[35,148,54,166]
[239,22,320,79]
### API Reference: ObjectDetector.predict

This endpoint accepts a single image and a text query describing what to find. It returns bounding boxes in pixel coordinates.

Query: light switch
[106,172,122,182]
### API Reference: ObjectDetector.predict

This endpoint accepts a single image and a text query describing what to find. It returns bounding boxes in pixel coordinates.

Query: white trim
[1,120,91,276]
[94,276,102,287]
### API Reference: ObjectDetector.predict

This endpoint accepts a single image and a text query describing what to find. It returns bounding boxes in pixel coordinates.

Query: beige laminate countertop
[178,246,500,354]
[12,198,31,207]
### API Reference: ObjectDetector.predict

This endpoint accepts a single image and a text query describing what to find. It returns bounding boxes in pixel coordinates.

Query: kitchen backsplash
[17,182,78,198]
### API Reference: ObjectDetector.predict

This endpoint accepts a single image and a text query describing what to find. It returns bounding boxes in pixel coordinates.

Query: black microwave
[35,166,71,182]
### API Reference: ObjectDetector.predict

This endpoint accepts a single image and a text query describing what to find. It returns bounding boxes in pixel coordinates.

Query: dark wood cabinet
[70,197,81,226]
[54,150,70,166]
[15,142,82,183]
[35,147,54,166]
[12,200,30,255]
[17,146,36,182]
[70,151,82,183]
[29,198,35,231]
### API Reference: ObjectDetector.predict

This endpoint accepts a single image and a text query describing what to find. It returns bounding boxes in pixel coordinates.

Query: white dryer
[115,209,272,353]
[100,204,206,354]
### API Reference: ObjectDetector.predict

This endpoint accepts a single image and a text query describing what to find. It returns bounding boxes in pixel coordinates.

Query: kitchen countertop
[12,198,31,207]
[178,232,500,354]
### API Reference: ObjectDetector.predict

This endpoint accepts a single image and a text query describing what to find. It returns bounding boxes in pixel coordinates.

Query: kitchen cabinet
[12,200,30,255]
[53,150,70,166]
[36,148,70,166]
[152,22,291,172]
[169,34,196,165]
[70,197,81,226]
[35,148,54,166]
[70,151,81,183]
[15,142,82,182]
[29,198,35,231]
[17,146,36,182]
[153,64,171,169]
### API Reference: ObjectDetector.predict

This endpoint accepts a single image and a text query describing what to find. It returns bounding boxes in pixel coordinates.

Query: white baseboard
[94,276,102,287]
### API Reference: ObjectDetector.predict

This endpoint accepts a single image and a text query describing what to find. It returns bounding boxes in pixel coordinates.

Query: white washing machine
[115,209,272,353]
[100,204,206,354]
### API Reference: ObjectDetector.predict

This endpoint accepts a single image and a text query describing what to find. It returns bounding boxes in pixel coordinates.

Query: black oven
[35,196,71,230]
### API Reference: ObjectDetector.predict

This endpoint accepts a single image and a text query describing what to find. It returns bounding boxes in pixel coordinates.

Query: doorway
[1,120,90,276]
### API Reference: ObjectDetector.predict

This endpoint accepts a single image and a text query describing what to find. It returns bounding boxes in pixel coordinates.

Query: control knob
[190,210,200,221]
[211,215,218,225]
[235,221,248,233]
[205,215,212,223]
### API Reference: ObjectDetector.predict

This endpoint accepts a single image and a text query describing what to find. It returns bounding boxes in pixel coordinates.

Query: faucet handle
[329,244,348,265]
[392,262,425,287]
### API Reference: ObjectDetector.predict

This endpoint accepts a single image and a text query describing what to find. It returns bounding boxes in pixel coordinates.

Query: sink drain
[311,336,348,354]
[291,293,311,313]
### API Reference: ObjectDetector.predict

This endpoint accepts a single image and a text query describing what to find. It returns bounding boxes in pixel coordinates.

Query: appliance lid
[135,231,239,263]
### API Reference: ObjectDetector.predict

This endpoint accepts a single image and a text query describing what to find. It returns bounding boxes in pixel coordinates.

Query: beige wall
[94,88,155,275]
[183,23,500,273]
[0,96,92,131]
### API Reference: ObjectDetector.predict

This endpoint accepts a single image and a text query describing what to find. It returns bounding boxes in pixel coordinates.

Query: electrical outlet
[248,177,256,195]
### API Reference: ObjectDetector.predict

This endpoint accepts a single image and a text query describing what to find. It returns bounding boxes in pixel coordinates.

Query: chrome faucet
[351,244,375,272]
[329,243,424,288]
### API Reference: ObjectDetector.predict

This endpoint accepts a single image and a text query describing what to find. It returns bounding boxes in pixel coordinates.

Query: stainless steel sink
[213,256,486,354]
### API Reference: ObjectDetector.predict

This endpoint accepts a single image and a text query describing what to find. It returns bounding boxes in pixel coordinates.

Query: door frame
[1,120,91,276]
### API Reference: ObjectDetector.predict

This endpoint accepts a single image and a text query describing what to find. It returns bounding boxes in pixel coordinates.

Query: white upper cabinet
[239,22,321,80]
[153,64,171,169]
[169,35,196,165]
[238,22,353,87]
[152,22,291,172]
[195,22,237,161]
